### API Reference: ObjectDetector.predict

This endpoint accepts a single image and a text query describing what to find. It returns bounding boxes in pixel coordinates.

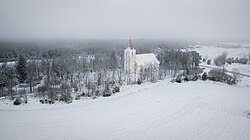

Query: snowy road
[200,64,250,77]
[1,80,250,140]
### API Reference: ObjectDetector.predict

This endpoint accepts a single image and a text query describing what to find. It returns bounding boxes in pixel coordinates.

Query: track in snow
[0,80,250,140]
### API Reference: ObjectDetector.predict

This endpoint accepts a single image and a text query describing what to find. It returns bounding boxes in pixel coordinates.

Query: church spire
[128,38,133,49]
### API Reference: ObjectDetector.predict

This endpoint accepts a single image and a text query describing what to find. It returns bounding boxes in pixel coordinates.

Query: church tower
[124,38,136,74]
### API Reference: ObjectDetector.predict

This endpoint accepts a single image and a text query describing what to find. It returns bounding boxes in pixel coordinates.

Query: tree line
[1,39,201,104]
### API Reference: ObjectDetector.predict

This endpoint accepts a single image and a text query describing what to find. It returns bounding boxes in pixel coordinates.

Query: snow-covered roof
[136,53,160,67]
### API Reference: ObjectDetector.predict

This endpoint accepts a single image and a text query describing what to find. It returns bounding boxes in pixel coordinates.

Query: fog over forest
[0,0,250,41]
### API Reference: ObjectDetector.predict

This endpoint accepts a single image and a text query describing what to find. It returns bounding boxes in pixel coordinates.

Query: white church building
[124,39,160,82]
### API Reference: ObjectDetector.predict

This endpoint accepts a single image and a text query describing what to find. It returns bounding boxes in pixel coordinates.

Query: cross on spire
[128,38,133,49]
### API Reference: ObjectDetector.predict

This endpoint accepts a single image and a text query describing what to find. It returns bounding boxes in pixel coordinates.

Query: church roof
[136,53,160,67]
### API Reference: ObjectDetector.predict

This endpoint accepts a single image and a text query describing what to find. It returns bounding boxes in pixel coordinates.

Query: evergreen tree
[0,63,7,94]
[16,55,27,83]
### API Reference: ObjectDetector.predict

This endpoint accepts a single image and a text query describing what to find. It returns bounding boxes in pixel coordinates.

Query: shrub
[39,99,45,104]
[13,98,22,105]
[45,98,55,104]
[13,96,27,105]
[81,92,85,97]
[60,94,73,103]
[192,74,198,81]
[137,79,142,85]
[39,99,54,104]
[239,58,248,64]
[226,58,232,64]
[49,100,55,104]
[207,59,211,65]
[176,76,182,83]
[201,72,207,80]
[208,69,223,81]
[103,89,111,97]
[112,85,120,93]
[183,75,189,82]
[208,69,235,84]
[75,95,80,100]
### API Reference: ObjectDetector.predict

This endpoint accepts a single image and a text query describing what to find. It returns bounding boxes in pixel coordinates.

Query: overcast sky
[0,0,249,41]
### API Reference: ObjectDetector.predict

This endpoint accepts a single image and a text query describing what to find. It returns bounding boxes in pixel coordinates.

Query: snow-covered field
[190,43,250,87]
[1,43,250,140]
[190,44,250,59]
[0,80,250,140]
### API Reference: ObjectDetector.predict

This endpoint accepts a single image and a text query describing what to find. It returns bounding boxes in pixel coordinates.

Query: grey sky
[0,0,249,40]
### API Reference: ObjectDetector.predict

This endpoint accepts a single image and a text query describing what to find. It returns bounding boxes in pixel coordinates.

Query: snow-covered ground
[1,43,250,140]
[0,79,250,140]
[199,62,250,88]
[190,44,250,59]
[190,43,250,87]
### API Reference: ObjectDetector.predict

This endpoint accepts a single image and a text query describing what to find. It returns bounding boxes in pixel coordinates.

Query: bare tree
[232,68,240,84]
[214,52,227,67]
[27,61,36,93]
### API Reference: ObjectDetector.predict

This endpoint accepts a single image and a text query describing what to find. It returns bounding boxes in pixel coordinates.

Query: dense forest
[0,39,203,104]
